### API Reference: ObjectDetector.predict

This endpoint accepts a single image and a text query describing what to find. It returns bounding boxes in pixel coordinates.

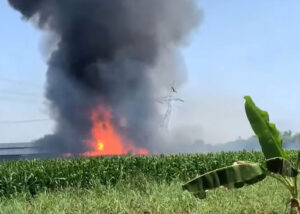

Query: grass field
[0,177,295,214]
[0,151,298,213]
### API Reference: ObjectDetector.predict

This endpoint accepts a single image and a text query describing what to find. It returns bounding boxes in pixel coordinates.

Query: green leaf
[297,151,300,170]
[266,157,298,177]
[244,96,286,159]
[182,162,266,199]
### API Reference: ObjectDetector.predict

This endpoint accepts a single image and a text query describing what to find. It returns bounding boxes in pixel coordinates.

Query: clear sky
[1,1,300,144]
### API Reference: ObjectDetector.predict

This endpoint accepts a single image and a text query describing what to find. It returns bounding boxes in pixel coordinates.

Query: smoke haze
[8,0,201,154]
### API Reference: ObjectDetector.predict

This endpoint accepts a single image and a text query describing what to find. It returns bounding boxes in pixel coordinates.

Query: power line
[0,90,43,97]
[0,142,31,144]
[0,96,45,104]
[0,119,51,124]
[0,78,44,88]
[0,99,40,104]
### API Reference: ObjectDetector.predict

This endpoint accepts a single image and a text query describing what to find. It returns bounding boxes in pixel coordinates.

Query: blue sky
[1,1,300,144]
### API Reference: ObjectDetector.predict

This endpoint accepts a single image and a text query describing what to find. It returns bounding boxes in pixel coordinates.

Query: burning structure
[8,0,200,157]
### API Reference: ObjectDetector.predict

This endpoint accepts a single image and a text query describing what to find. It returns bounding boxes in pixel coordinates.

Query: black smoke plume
[8,0,201,154]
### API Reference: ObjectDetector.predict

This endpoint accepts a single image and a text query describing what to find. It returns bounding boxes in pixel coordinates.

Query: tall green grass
[0,177,294,214]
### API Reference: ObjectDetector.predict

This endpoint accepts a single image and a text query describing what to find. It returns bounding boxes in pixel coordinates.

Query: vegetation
[0,150,297,197]
[175,130,300,154]
[183,96,300,214]
[0,177,297,214]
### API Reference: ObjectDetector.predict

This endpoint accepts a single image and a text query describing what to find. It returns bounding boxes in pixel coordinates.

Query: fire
[97,141,104,151]
[83,105,148,157]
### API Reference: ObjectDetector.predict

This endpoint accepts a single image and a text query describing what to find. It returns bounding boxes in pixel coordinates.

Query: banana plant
[182,96,300,214]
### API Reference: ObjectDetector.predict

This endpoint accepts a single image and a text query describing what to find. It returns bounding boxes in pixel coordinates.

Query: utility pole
[157,86,184,130]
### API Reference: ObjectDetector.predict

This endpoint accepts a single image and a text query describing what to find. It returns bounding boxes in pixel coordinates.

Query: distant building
[0,142,45,160]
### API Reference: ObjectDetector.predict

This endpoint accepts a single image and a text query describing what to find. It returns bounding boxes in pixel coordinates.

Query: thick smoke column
[8,0,200,154]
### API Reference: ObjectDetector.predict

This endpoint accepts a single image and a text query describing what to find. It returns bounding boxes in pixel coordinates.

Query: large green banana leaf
[244,96,286,159]
[182,162,266,199]
[266,157,298,177]
[297,151,300,169]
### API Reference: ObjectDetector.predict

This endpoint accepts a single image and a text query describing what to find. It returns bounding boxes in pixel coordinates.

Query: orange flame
[83,105,148,157]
